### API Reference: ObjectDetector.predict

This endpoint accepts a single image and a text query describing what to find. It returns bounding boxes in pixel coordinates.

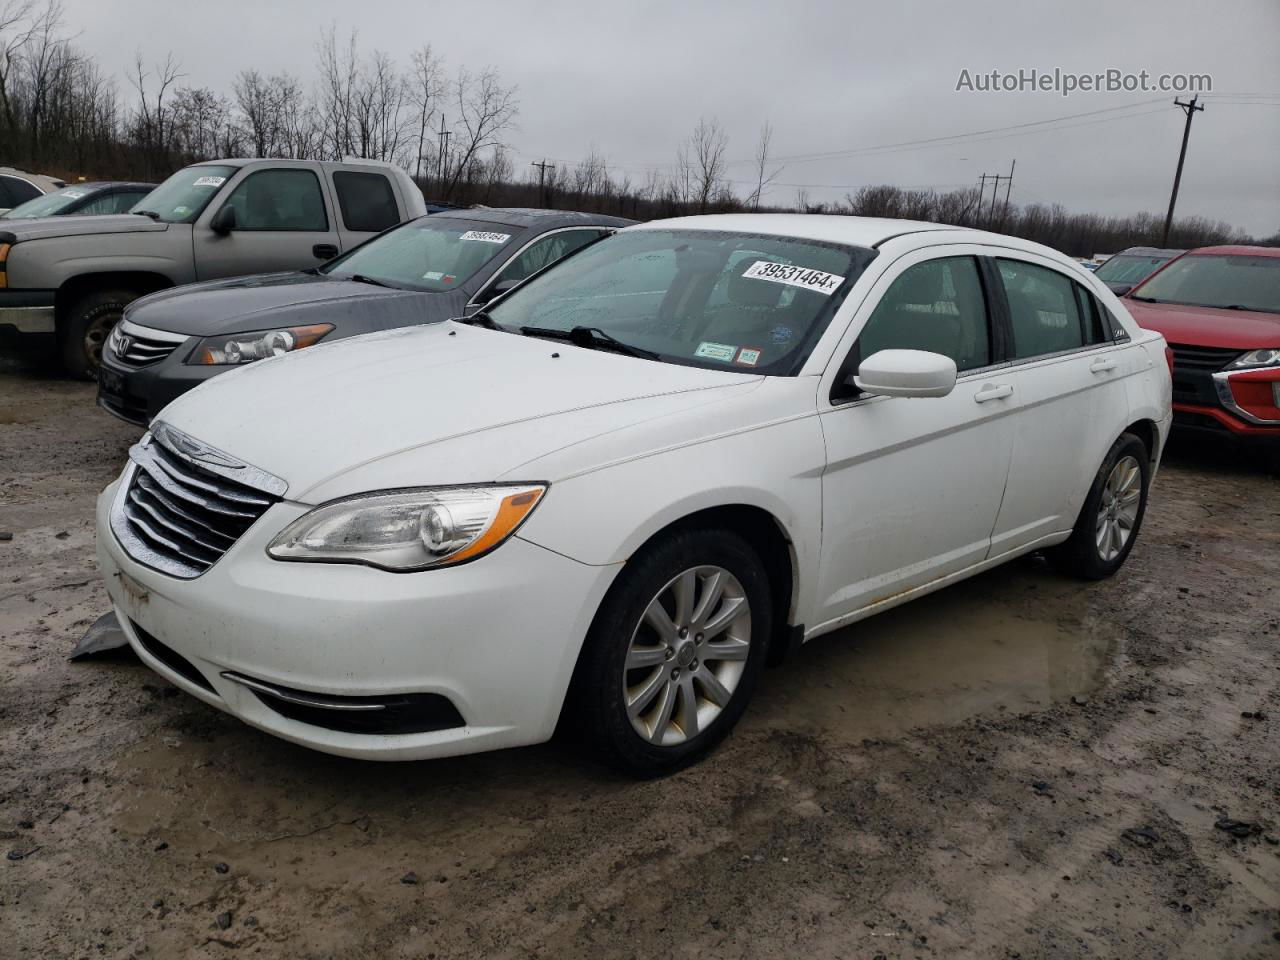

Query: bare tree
[0,0,36,143]
[688,116,728,213]
[442,66,517,199]
[746,120,781,210]
[408,44,442,181]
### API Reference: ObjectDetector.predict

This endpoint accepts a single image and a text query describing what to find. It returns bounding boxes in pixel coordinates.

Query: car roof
[67,181,155,191]
[1182,244,1280,258]
[628,213,969,248]
[1113,246,1184,257]
[429,207,635,230]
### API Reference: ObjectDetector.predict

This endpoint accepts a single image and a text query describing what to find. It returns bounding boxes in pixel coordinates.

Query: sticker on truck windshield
[61,188,87,199]
[694,341,738,363]
[742,260,844,295]
[192,176,226,188]
[459,230,511,244]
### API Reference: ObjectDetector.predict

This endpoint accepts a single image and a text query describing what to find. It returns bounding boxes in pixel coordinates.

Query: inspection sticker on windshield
[61,188,86,198]
[694,341,738,363]
[459,230,511,244]
[192,176,225,188]
[742,260,844,295]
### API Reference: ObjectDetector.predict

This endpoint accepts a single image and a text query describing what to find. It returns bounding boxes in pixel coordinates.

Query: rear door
[814,248,1017,628]
[986,255,1132,553]
[193,166,341,280]
[328,168,405,252]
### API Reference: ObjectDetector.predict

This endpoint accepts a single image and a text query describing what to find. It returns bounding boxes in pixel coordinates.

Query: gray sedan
[98,207,633,425]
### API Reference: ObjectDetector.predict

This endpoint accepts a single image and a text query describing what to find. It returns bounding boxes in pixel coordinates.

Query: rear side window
[222,169,328,231]
[997,259,1085,358]
[856,256,991,372]
[1,175,41,205]
[333,171,400,233]
[492,229,608,287]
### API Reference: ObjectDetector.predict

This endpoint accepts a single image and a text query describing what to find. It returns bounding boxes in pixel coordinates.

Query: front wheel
[572,528,772,777]
[59,289,136,379]
[1047,432,1151,580]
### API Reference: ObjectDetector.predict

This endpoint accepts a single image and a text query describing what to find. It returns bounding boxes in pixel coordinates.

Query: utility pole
[435,114,451,191]
[1002,159,1016,217]
[531,159,555,208]
[978,165,1014,226]
[1162,96,1204,247]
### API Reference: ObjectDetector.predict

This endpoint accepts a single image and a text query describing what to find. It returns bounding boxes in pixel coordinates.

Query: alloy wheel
[622,565,752,746]
[1095,455,1142,562]
[84,312,120,372]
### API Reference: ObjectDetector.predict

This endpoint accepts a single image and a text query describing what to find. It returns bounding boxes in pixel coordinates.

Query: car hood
[127,271,436,336]
[1124,299,1280,349]
[158,321,761,501]
[0,213,168,242]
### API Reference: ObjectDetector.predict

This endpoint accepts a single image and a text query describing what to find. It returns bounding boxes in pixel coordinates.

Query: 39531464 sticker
[742,260,844,295]
[459,230,511,244]
[694,341,738,363]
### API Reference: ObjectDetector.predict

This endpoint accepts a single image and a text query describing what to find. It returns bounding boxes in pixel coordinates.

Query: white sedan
[96,215,1172,776]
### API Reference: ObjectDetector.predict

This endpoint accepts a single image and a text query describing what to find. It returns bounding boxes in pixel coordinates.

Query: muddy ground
[1,337,1277,959]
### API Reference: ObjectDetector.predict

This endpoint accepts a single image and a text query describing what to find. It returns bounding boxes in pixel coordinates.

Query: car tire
[60,289,136,379]
[571,527,772,778]
[1047,432,1151,580]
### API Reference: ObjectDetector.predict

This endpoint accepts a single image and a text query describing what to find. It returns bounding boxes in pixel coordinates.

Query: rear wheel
[59,288,136,379]
[1047,432,1150,579]
[572,528,771,777]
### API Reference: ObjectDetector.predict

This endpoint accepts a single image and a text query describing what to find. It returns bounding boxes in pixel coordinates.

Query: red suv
[1123,246,1280,448]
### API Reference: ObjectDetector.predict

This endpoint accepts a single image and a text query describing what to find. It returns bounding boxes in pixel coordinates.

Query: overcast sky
[63,0,1280,236]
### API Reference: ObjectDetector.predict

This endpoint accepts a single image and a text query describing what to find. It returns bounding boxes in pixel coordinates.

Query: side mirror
[1105,282,1134,297]
[851,349,957,398]
[210,204,237,235]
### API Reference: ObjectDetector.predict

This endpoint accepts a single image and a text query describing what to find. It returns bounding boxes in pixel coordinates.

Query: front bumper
[97,348,214,427]
[0,289,56,334]
[96,478,622,761]
[1171,359,1280,441]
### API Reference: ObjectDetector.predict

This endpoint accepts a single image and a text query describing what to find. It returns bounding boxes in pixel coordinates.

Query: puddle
[750,565,1117,742]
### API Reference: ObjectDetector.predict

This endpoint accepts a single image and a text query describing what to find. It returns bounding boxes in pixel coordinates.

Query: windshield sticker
[442,274,457,284]
[422,271,444,281]
[459,230,511,244]
[192,176,226,188]
[735,347,763,367]
[770,324,796,345]
[694,341,738,363]
[742,260,844,296]
[61,188,87,199]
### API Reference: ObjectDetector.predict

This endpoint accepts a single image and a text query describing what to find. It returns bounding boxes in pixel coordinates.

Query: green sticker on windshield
[694,341,737,363]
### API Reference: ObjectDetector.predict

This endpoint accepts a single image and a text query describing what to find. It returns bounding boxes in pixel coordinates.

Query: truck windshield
[131,165,235,224]
[322,217,520,292]
[1132,254,1280,314]
[0,187,91,219]
[484,229,874,375]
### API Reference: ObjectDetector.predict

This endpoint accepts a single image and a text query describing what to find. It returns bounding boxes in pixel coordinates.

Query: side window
[1073,285,1112,345]
[0,179,14,207]
[111,191,149,213]
[997,259,1085,358]
[856,256,991,373]
[221,169,328,231]
[1,175,41,206]
[76,193,124,216]
[492,230,607,287]
[332,171,400,233]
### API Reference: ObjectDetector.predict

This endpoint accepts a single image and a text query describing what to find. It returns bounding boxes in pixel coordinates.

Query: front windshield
[485,228,873,374]
[132,165,234,224]
[1094,253,1172,284]
[1131,253,1280,314]
[1,187,90,219]
[321,217,520,292]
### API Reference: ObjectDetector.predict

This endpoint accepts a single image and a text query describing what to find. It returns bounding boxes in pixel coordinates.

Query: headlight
[266,484,547,571]
[1228,348,1280,369]
[187,323,333,365]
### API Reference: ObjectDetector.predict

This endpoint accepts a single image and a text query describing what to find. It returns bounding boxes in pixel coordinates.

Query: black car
[97,207,634,425]
[0,181,156,219]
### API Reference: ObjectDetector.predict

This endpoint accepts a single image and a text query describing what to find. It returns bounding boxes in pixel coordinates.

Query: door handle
[312,243,339,260]
[973,383,1014,404]
[1089,357,1117,374]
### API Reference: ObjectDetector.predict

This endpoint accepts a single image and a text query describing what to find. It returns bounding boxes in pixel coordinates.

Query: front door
[815,252,1016,630]
[194,167,340,281]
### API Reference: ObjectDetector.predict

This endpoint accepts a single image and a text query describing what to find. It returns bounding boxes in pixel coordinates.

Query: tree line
[2,0,1274,255]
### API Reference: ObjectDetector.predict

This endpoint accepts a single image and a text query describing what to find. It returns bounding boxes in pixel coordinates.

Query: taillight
[1164,346,1174,376]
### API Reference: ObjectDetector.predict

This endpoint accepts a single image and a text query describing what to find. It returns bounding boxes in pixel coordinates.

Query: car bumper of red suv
[1172,365,1280,440]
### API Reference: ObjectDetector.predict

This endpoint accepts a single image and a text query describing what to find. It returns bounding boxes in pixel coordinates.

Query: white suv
[96,214,1172,776]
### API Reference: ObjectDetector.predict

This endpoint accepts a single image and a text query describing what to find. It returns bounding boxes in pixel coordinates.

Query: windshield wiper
[519,325,659,360]
[1129,295,1161,303]
[345,273,396,288]
[132,210,160,220]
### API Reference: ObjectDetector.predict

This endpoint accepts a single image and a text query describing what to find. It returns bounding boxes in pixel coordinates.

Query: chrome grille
[1168,343,1240,373]
[107,320,189,368]
[110,425,285,579]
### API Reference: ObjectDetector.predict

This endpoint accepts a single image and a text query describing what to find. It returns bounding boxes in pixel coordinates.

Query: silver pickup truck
[0,157,426,377]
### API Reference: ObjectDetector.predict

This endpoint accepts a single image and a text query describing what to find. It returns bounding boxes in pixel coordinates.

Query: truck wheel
[60,289,136,379]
